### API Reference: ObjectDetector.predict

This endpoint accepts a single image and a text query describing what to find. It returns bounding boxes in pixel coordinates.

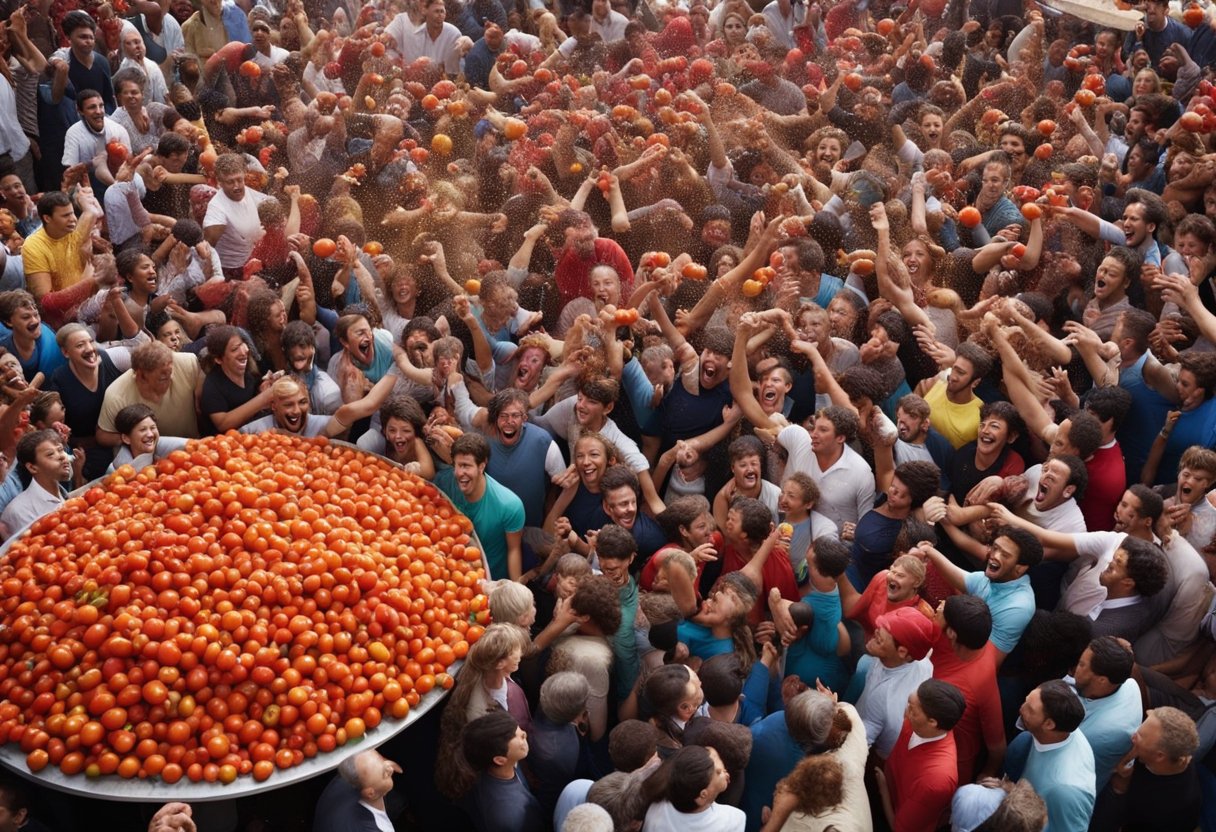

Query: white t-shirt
[203,188,274,269]
[118,55,169,103]
[240,413,331,437]
[0,481,64,539]
[642,801,745,832]
[1022,464,1088,533]
[62,117,132,169]
[388,17,463,73]
[779,425,876,532]
[590,9,629,42]
[530,396,650,476]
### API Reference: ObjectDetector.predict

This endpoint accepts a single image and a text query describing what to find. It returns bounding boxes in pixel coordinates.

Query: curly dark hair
[1120,537,1169,597]
[571,575,623,634]
[838,365,889,408]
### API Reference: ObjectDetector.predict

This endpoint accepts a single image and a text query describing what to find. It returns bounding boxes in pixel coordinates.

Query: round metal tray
[0,437,484,801]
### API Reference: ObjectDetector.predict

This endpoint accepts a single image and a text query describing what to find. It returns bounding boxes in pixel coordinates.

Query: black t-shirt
[47,351,122,481]
[1091,762,1201,832]
[199,370,259,436]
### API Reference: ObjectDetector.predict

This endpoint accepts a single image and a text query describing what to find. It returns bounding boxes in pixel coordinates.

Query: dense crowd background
[0,0,1214,829]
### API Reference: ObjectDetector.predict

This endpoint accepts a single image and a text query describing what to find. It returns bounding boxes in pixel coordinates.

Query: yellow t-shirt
[923,375,981,450]
[21,224,90,292]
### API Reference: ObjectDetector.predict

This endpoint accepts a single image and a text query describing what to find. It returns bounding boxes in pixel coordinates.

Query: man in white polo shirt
[387,0,470,75]
[779,405,876,536]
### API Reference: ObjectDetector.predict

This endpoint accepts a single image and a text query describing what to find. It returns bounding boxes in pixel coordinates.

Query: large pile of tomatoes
[0,432,487,785]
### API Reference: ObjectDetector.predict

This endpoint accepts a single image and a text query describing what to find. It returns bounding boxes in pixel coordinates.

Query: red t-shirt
[720,532,801,627]
[553,237,635,305]
[928,629,1004,783]
[849,571,936,638]
[1080,443,1125,533]
[884,721,959,832]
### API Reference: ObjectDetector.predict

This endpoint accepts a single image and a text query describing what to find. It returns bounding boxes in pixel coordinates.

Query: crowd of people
[0,0,1216,828]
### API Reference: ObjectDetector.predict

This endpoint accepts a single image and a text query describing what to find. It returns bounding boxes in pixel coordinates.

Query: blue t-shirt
[0,323,67,382]
[785,588,848,693]
[433,470,525,579]
[964,571,1035,654]
[678,620,733,662]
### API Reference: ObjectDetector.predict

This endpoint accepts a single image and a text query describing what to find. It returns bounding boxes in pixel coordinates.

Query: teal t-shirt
[433,470,525,579]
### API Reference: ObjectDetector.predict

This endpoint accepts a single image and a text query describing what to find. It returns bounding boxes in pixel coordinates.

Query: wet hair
[1120,537,1168,597]
[918,679,966,731]
[893,461,941,508]
[461,711,519,771]
[943,594,993,649]
[1038,679,1084,733]
[157,132,191,158]
[608,720,659,772]
[487,387,531,423]
[1086,636,1133,685]
[1084,386,1132,432]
